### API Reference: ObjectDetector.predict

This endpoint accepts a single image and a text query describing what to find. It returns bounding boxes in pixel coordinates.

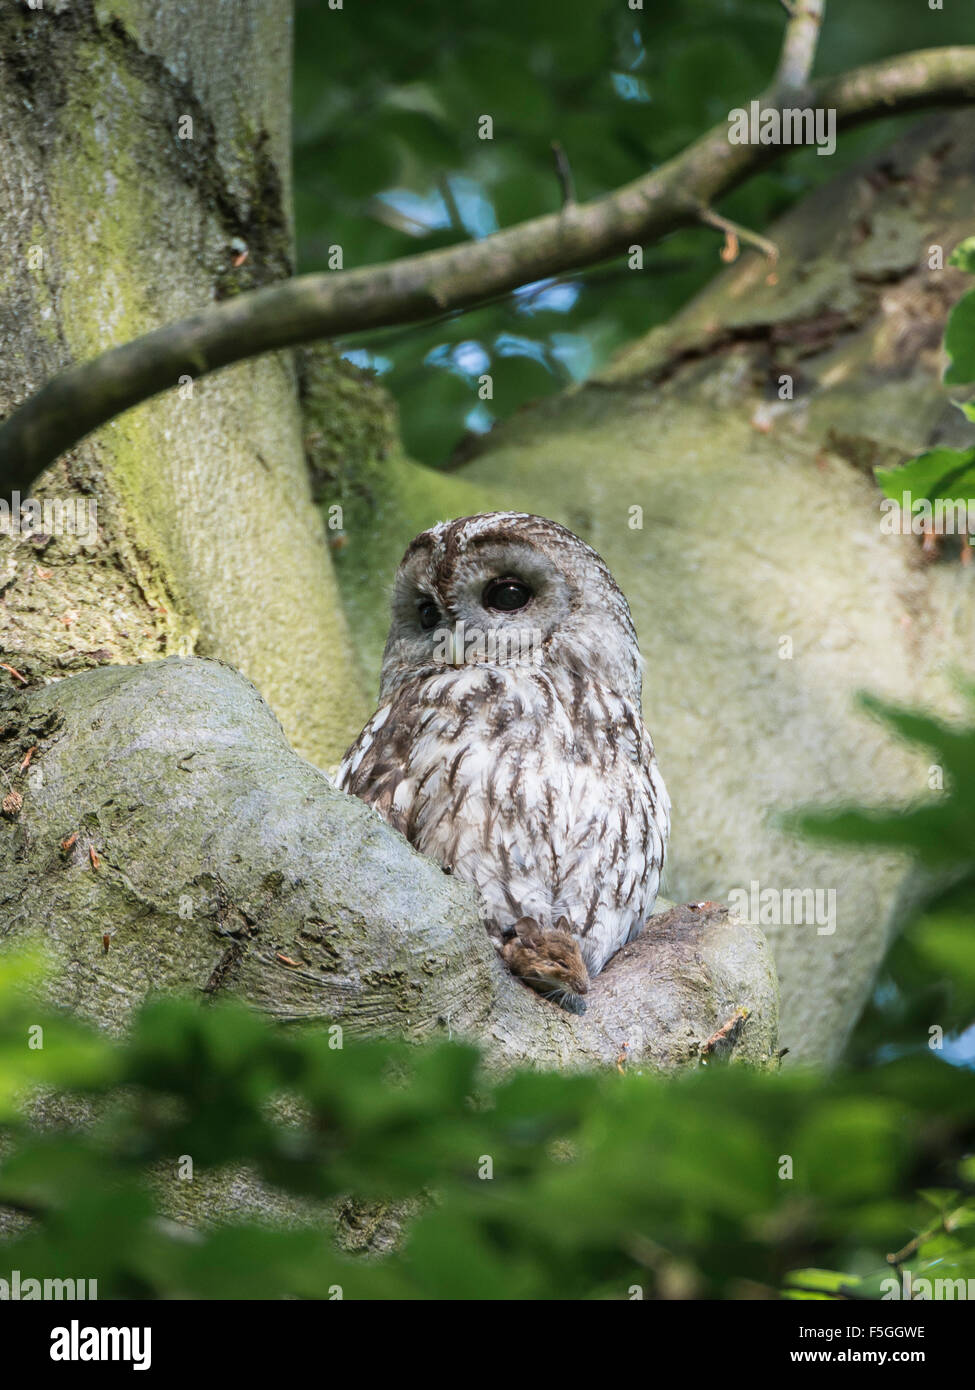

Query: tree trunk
[0,0,367,766]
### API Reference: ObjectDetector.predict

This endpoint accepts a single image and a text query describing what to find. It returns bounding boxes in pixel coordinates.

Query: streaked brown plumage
[337,512,669,1011]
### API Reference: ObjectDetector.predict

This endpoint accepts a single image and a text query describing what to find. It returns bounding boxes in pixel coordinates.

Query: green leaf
[788,691,975,869]
[875,447,975,505]
[785,1267,862,1294]
[944,289,975,385]
[948,237,975,274]
[917,1188,960,1211]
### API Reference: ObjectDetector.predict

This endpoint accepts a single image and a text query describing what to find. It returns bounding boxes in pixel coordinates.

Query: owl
[336,512,669,1013]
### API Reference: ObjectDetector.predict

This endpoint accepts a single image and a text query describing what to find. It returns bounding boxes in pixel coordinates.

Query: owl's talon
[501,916,590,1013]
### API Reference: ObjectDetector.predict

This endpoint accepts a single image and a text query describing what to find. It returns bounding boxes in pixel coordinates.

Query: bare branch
[698,207,780,266]
[551,140,576,207]
[3,45,975,497]
[774,0,826,94]
[438,174,465,234]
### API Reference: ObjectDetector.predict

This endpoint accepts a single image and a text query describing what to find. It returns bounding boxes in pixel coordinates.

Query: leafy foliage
[791,686,975,1087]
[0,951,972,1299]
[875,240,975,524]
[876,448,975,514]
[794,689,975,870]
[945,238,975,389]
[293,0,974,465]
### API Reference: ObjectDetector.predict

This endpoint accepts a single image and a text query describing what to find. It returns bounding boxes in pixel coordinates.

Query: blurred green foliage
[0,966,971,1299]
[944,237,975,391]
[293,0,974,465]
[794,686,975,1077]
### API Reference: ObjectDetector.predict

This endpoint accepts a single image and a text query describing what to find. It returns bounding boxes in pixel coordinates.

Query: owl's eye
[483,577,532,612]
[417,599,441,630]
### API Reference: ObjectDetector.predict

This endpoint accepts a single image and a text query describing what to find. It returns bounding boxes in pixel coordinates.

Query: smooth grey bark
[0,657,778,1073]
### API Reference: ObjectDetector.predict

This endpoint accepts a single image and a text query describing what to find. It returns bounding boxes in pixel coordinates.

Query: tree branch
[698,207,780,267]
[774,0,826,94]
[2,45,975,497]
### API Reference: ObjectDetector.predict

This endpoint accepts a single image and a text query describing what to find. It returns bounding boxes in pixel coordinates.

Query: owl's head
[379,512,642,701]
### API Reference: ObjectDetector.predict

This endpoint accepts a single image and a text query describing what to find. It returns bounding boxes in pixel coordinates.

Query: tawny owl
[336,512,669,1012]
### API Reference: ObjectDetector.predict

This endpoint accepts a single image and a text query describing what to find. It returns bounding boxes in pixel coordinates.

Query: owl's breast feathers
[336,663,669,976]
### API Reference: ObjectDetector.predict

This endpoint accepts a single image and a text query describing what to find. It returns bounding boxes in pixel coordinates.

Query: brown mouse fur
[501,916,589,1013]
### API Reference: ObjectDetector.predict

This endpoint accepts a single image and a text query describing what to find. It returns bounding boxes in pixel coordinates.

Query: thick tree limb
[0,657,779,1072]
[2,45,975,496]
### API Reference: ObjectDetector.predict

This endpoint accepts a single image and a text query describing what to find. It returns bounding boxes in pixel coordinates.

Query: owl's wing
[552,704,670,971]
[334,692,418,836]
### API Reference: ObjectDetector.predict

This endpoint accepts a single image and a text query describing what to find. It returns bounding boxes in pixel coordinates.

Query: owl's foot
[500,917,589,1014]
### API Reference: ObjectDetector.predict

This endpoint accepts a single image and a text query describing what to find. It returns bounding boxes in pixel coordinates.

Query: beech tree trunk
[0,0,367,765]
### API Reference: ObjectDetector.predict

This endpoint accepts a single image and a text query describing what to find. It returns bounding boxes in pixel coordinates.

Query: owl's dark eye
[417,599,441,630]
[483,577,532,612]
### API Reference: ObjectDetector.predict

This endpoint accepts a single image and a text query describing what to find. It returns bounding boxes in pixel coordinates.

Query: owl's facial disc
[384,541,565,682]
[447,542,571,654]
[379,514,644,702]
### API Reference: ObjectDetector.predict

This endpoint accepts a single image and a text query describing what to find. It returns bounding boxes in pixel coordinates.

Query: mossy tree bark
[0,0,367,765]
